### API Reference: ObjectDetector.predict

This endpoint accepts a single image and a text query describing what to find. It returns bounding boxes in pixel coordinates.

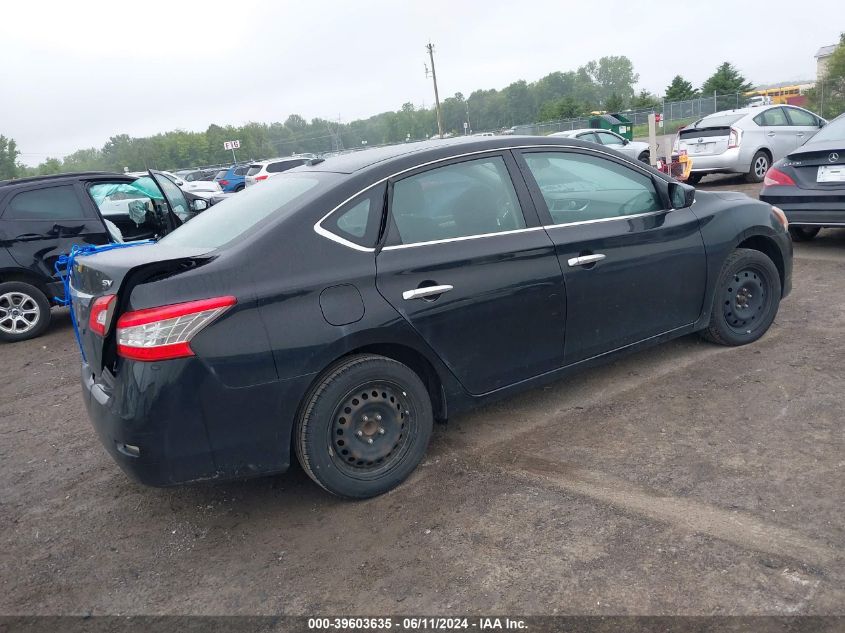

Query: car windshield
[694,113,744,128]
[158,172,333,250]
[809,116,845,144]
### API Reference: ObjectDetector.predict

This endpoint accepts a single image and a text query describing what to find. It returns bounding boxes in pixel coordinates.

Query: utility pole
[426,42,444,139]
[465,99,471,135]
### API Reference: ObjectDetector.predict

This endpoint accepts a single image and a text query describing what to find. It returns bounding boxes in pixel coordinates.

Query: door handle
[796,132,805,137]
[766,131,776,137]
[402,285,454,300]
[567,254,606,267]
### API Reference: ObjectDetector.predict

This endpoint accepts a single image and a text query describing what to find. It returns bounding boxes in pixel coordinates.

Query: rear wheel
[234,184,245,192]
[700,248,781,346]
[789,226,820,241]
[0,282,51,343]
[295,354,434,498]
[686,173,703,185]
[746,151,770,183]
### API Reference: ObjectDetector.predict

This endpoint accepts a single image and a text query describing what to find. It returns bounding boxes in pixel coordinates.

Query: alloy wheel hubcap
[755,157,768,178]
[0,292,40,334]
[331,382,413,473]
[723,269,767,332]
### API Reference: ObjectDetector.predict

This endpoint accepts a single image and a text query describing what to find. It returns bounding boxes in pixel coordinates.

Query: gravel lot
[2,177,843,616]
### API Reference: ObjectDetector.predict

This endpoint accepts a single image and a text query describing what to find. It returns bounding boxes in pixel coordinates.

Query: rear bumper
[82,358,316,486]
[760,187,845,226]
[685,147,748,174]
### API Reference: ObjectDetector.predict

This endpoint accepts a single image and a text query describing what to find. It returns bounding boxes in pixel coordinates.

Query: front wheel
[637,151,650,164]
[686,173,703,185]
[789,226,820,241]
[746,151,770,183]
[295,354,434,498]
[700,248,781,346]
[0,282,52,343]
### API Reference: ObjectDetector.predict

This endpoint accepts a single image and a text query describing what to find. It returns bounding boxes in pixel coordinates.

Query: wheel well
[347,343,447,422]
[757,147,773,162]
[737,235,785,294]
[0,270,51,297]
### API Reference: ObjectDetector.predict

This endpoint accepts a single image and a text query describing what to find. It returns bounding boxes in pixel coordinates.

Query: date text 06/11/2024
[307,617,528,630]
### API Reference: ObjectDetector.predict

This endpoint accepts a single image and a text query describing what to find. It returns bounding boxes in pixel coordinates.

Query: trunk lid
[783,141,845,189]
[70,243,214,372]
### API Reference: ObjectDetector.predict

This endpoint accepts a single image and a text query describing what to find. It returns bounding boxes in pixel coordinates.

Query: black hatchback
[70,136,792,498]
[0,171,208,342]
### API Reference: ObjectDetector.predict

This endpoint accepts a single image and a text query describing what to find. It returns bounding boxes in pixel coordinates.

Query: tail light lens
[764,167,796,187]
[219,179,229,186]
[89,294,117,336]
[672,135,679,151]
[727,127,741,149]
[116,296,236,361]
[255,175,268,181]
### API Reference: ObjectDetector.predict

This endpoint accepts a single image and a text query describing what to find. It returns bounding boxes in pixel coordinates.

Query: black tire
[295,354,434,498]
[637,151,650,164]
[700,248,781,346]
[789,226,820,242]
[686,173,703,185]
[0,281,52,343]
[234,184,245,192]
[746,150,770,183]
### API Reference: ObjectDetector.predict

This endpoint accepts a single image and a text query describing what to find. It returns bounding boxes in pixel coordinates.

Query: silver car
[675,105,826,184]
[548,128,651,163]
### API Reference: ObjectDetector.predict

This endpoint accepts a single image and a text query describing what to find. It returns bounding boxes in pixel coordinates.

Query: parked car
[69,136,792,497]
[214,164,251,192]
[674,104,826,184]
[0,170,208,342]
[549,128,651,163]
[244,157,310,187]
[760,113,845,241]
[160,171,222,194]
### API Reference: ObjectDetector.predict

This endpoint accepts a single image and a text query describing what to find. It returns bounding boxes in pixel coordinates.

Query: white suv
[245,157,310,187]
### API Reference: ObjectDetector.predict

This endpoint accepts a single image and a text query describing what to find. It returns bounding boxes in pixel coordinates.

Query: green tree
[0,135,20,179]
[537,96,586,121]
[631,90,660,109]
[805,33,845,119]
[584,56,638,106]
[701,62,753,96]
[605,93,626,112]
[664,75,698,101]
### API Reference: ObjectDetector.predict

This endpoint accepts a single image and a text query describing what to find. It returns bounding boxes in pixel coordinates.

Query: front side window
[89,180,168,241]
[596,131,624,146]
[5,185,86,220]
[756,107,788,127]
[785,107,818,127]
[523,151,662,225]
[389,156,525,245]
[577,132,599,143]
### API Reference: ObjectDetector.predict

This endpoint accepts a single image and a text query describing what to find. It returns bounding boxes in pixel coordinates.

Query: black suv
[0,170,206,342]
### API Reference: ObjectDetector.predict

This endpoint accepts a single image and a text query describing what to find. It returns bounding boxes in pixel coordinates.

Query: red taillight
[727,127,741,149]
[763,166,796,187]
[116,296,237,362]
[255,175,268,181]
[89,294,116,336]
[219,179,229,186]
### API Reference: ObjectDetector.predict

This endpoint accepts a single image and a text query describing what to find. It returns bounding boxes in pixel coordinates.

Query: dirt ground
[1,176,843,616]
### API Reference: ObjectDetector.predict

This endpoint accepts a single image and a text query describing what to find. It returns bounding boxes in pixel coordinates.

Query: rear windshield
[810,115,845,143]
[247,165,263,176]
[692,113,744,129]
[159,173,332,250]
[214,170,228,179]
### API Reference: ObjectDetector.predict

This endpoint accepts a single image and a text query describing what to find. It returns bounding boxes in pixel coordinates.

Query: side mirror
[191,199,209,212]
[669,181,696,209]
[622,138,629,145]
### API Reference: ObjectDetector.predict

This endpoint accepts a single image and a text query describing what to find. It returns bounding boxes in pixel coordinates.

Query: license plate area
[817,165,845,182]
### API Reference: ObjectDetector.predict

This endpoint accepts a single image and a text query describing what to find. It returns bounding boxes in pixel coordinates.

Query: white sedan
[548,129,651,163]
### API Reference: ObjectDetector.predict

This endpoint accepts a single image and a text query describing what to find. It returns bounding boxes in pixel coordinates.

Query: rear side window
[5,185,86,220]
[389,156,525,246]
[234,166,249,176]
[247,165,263,176]
[215,170,228,180]
[268,159,305,173]
[322,183,386,248]
[595,131,624,146]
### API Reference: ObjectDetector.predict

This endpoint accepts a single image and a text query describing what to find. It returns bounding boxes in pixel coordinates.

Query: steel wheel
[330,380,415,477]
[0,291,41,335]
[722,267,768,335]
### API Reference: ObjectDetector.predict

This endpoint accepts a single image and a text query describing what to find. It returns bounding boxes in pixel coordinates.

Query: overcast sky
[2,0,841,165]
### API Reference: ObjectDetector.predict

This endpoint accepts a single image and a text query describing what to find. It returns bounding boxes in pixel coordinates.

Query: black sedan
[69,136,792,498]
[760,113,845,241]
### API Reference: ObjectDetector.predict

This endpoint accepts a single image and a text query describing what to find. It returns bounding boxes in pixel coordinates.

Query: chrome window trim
[313,144,663,252]
[381,226,547,251]
[543,209,667,230]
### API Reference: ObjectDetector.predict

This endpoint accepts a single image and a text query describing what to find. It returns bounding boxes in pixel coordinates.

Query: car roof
[550,129,605,137]
[299,135,646,176]
[0,171,127,188]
